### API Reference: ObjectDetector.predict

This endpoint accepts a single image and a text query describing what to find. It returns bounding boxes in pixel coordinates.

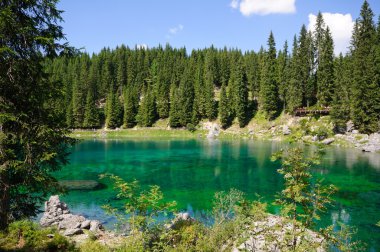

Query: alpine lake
[52,139,380,251]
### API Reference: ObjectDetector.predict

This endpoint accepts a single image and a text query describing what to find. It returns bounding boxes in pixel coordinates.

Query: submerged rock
[59,180,100,190]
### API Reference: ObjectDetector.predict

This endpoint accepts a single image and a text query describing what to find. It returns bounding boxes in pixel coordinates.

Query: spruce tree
[331,54,350,131]
[259,32,279,119]
[179,64,195,126]
[169,86,182,128]
[350,0,380,133]
[277,41,289,111]
[137,86,157,127]
[83,59,100,128]
[298,25,315,107]
[219,83,231,129]
[105,87,122,129]
[0,0,74,228]
[316,27,335,106]
[203,50,217,120]
[286,35,303,113]
[123,86,138,128]
[234,59,249,127]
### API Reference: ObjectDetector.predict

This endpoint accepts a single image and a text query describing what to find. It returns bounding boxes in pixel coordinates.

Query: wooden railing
[294,107,331,116]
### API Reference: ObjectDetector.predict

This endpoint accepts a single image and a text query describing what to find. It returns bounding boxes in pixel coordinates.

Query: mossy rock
[59,180,101,190]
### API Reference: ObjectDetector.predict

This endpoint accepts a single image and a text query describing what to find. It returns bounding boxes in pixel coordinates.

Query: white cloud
[231,0,296,16]
[230,0,239,9]
[169,24,184,35]
[137,44,148,50]
[308,12,354,55]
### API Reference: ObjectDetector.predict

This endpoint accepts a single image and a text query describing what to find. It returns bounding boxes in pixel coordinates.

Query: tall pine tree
[350,0,380,133]
[259,32,279,119]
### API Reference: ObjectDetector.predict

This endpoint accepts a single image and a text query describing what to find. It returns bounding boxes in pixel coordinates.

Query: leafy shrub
[100,174,177,234]
[0,220,76,252]
[79,240,110,252]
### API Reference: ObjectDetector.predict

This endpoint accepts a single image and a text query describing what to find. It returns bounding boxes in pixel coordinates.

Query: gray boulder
[282,125,291,135]
[80,220,91,229]
[322,138,335,145]
[346,121,355,132]
[207,124,220,139]
[57,214,85,230]
[165,212,194,230]
[64,228,83,236]
[89,220,104,232]
[40,195,104,236]
[362,133,380,152]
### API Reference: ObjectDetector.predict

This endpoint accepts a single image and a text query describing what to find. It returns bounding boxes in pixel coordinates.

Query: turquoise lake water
[53,139,380,251]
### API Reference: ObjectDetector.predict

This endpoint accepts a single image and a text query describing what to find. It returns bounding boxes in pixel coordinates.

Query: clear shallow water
[53,139,380,251]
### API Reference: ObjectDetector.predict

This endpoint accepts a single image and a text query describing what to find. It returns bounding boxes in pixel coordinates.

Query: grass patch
[69,129,207,140]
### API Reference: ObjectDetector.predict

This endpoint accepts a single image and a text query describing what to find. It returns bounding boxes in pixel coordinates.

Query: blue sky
[58,0,380,55]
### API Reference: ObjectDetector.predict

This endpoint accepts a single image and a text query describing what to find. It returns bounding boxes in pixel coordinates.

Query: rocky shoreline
[40,195,123,246]
[39,195,326,251]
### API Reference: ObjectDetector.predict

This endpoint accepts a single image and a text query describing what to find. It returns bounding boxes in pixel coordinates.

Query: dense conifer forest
[47,2,380,133]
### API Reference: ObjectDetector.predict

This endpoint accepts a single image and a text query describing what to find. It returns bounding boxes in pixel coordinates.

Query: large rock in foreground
[40,195,104,236]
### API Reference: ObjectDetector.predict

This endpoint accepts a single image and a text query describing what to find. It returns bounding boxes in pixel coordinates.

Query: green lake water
[53,139,380,251]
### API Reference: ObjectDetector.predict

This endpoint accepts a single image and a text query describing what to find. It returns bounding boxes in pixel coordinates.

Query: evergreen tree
[203,50,217,120]
[169,86,182,128]
[277,41,289,110]
[316,27,335,106]
[83,59,100,128]
[298,25,315,107]
[219,83,231,129]
[105,87,122,129]
[234,59,249,127]
[287,35,303,113]
[350,0,380,133]
[137,86,157,127]
[72,56,89,128]
[259,32,279,119]
[123,85,138,128]
[331,54,351,131]
[179,64,195,126]
[0,0,74,229]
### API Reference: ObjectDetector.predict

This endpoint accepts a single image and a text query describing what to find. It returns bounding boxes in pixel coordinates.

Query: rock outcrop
[165,212,194,230]
[233,215,325,252]
[322,138,334,145]
[362,133,380,153]
[40,195,104,236]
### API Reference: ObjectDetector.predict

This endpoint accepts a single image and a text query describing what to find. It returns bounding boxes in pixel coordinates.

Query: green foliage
[105,87,123,129]
[0,0,75,229]
[123,86,139,128]
[218,84,232,129]
[350,0,380,133]
[0,220,75,252]
[137,87,157,127]
[212,188,245,225]
[186,123,196,132]
[260,31,279,119]
[99,174,177,233]
[272,148,337,229]
[232,59,249,127]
